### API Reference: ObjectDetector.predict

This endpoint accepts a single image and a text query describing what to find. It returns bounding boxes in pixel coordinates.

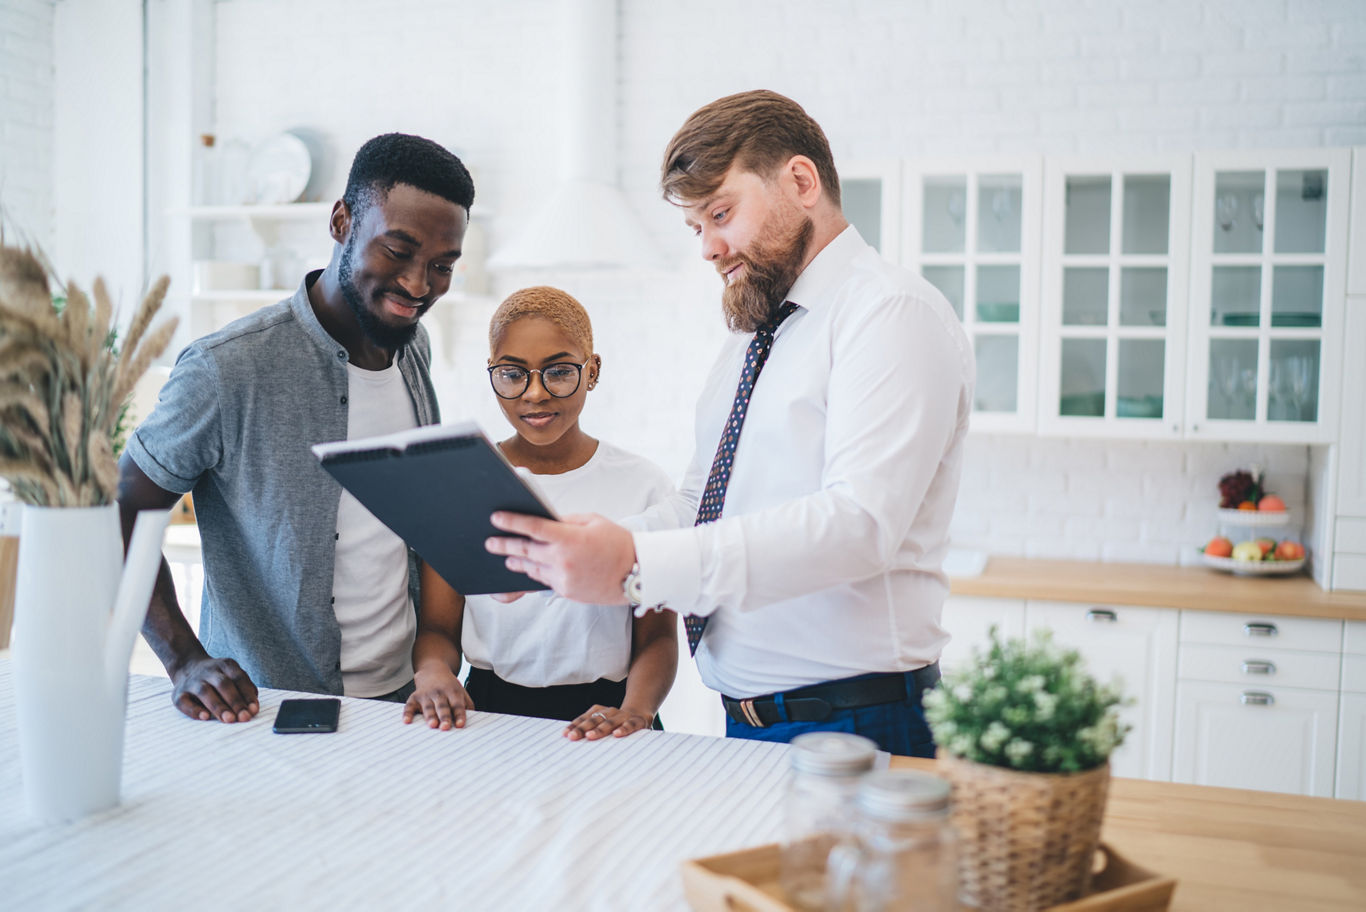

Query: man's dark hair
[342,132,475,219]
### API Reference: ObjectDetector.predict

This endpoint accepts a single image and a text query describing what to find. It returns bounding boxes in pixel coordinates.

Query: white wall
[14,0,1366,559]
[0,0,55,249]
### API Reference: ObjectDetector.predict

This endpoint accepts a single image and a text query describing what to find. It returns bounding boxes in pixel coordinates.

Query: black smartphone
[272,698,340,734]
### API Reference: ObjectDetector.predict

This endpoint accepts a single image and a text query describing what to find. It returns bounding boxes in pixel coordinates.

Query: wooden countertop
[891,757,1366,911]
[951,556,1366,621]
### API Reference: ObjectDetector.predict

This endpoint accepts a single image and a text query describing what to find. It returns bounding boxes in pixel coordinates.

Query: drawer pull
[1243,622,1278,638]
[1086,609,1118,623]
[1240,691,1275,706]
[1241,660,1276,676]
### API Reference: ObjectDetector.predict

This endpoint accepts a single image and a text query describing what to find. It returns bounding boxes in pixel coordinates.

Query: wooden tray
[681,841,1175,912]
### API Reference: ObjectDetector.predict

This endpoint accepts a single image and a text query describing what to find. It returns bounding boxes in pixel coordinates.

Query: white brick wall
[0,0,54,248]
[20,0,1359,567]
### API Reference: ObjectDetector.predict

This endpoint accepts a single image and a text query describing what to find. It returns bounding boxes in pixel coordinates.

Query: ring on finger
[590,711,607,722]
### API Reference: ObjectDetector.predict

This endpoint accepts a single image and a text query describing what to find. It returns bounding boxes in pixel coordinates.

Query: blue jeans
[724,670,937,757]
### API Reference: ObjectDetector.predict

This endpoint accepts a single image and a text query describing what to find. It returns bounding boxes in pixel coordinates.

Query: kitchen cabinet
[1337,621,1366,799]
[1025,601,1178,781]
[1348,147,1366,297]
[840,160,902,262]
[1173,609,1342,798]
[938,595,1025,678]
[1184,149,1351,443]
[903,159,1042,433]
[1037,157,1192,438]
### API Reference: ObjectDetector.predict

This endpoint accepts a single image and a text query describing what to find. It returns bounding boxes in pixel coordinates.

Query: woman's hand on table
[403,666,474,730]
[564,703,653,741]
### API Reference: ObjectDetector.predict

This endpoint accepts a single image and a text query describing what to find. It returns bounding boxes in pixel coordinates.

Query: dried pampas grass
[0,242,179,506]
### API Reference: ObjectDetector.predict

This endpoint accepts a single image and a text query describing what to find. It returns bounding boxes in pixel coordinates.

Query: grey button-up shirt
[127,272,440,694]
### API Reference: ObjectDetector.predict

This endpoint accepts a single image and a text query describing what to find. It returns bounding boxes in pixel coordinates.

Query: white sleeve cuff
[631,527,705,615]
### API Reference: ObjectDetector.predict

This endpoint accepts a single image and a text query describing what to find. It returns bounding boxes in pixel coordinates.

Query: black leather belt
[722,664,941,728]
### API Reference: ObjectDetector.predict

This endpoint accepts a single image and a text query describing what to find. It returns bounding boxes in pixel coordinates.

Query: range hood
[488,0,665,270]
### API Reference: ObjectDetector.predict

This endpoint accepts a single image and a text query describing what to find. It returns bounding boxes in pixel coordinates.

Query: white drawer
[1336,517,1366,553]
[1347,620,1366,656]
[1179,644,1341,691]
[1180,610,1342,652]
[1344,654,1366,693]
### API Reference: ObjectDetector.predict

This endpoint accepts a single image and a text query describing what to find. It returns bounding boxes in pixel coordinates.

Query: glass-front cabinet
[840,160,902,262]
[903,159,1042,432]
[1038,158,1192,437]
[1186,150,1350,443]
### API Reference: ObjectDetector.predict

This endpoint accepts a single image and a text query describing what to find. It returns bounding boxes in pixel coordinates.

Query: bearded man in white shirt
[487,90,974,755]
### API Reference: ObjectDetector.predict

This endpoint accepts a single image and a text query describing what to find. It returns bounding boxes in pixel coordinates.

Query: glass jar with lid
[825,769,958,912]
[779,732,879,910]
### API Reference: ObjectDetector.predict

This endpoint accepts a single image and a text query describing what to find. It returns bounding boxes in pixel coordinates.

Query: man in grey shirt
[118,133,474,723]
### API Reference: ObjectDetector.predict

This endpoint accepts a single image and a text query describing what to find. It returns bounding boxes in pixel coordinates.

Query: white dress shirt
[631,226,974,699]
[463,441,675,687]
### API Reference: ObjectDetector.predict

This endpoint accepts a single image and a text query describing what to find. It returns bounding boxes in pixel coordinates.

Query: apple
[1274,541,1305,561]
[1258,494,1287,512]
[1232,541,1263,561]
[1204,537,1233,558]
[1255,537,1276,556]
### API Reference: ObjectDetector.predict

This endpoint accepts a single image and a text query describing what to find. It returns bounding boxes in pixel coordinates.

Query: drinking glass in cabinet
[1273,169,1327,254]
[976,174,1023,253]
[1269,342,1319,423]
[1059,338,1106,417]
[1212,171,1263,254]
[841,177,884,254]
[1208,339,1258,421]
[1062,267,1108,325]
[923,266,964,320]
[975,265,1020,323]
[1119,267,1167,327]
[1116,339,1165,419]
[1121,174,1171,254]
[1064,176,1110,254]
[1270,265,1323,328]
[1210,266,1261,327]
[922,177,967,253]
[974,335,1019,413]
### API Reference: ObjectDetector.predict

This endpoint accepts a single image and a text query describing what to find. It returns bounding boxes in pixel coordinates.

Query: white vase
[12,503,169,823]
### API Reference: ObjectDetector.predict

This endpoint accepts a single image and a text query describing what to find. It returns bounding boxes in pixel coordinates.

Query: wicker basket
[938,753,1111,912]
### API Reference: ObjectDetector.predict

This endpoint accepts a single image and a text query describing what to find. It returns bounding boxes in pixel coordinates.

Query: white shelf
[172,202,333,220]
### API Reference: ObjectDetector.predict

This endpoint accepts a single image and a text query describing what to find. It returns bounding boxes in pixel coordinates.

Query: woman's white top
[462,441,675,687]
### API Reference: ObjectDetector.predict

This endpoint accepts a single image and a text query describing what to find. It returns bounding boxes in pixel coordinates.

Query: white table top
[0,661,792,910]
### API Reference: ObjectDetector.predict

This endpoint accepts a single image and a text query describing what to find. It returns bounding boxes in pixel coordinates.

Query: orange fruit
[1256,537,1276,556]
[1258,494,1287,512]
[1237,501,1257,510]
[1204,537,1233,558]
[1274,541,1304,561]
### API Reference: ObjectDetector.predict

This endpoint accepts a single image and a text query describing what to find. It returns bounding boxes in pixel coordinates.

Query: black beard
[338,236,426,351]
[720,215,814,333]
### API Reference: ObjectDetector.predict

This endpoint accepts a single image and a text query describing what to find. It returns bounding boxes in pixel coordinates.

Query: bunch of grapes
[1218,470,1261,508]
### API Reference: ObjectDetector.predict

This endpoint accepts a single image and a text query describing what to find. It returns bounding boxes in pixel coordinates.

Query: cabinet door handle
[1243,622,1278,638]
[1241,660,1276,676]
[1240,691,1275,706]
[1086,608,1118,623]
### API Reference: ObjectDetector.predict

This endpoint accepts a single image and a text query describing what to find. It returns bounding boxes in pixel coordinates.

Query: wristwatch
[622,561,644,608]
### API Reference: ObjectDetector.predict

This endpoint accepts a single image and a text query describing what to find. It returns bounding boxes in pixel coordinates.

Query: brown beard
[719,213,814,333]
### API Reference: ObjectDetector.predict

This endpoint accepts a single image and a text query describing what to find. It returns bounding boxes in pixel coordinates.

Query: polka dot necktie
[685,301,800,656]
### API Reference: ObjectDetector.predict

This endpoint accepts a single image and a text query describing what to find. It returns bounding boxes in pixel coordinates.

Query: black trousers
[464,666,664,729]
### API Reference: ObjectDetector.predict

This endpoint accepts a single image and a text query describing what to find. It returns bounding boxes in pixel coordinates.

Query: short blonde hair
[488,286,594,356]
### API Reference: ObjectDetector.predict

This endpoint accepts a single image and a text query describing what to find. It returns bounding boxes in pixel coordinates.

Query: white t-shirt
[332,361,419,697]
[462,441,675,688]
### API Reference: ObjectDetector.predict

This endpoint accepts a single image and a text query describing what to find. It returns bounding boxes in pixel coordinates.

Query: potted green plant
[924,628,1131,911]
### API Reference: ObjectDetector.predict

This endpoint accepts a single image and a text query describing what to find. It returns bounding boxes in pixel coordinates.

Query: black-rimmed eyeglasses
[487,360,590,399]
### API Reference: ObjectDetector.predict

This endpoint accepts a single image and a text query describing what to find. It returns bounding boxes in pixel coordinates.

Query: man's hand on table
[170,656,259,723]
[403,665,474,730]
[485,512,635,605]
[564,704,654,741]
